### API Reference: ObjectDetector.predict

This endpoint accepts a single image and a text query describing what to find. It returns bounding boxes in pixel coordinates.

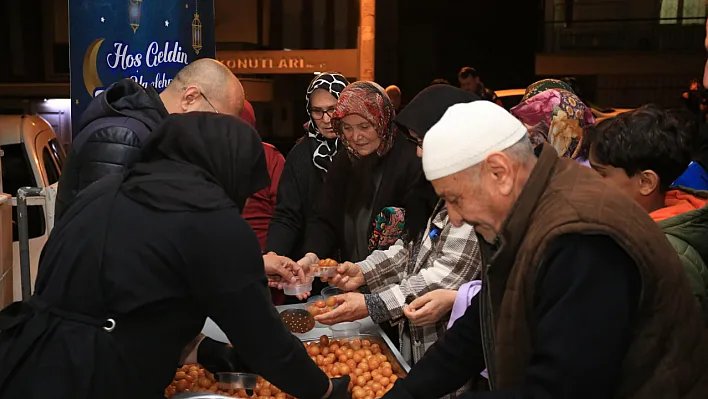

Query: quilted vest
[482,145,708,398]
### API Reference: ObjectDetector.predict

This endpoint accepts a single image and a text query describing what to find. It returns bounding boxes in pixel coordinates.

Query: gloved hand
[381,379,414,399]
[196,337,251,374]
[327,375,351,399]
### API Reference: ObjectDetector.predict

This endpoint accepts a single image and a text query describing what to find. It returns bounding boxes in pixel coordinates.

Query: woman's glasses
[311,108,336,120]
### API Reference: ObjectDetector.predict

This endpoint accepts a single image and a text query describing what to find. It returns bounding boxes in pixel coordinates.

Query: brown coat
[481,145,708,398]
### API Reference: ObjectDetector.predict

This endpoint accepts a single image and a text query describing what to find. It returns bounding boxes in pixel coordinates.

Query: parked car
[495,88,633,122]
[0,115,63,301]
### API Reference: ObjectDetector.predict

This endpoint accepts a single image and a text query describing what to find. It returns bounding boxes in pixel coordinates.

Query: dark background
[376,0,540,103]
[0,0,540,98]
[0,0,703,150]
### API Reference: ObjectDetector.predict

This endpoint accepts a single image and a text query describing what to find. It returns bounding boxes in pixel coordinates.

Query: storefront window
[661,0,706,24]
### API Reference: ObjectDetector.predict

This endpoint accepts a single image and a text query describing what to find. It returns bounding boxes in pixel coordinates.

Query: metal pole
[17,187,43,301]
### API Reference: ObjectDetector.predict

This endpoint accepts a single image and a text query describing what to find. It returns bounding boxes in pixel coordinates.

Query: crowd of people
[0,50,708,399]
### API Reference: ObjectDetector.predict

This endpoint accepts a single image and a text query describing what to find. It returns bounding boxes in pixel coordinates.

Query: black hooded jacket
[55,78,168,221]
[0,114,332,399]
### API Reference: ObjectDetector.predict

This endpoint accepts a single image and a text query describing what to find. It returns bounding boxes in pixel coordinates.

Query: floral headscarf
[511,87,595,158]
[305,72,350,172]
[332,81,397,160]
[368,207,406,252]
[522,79,575,102]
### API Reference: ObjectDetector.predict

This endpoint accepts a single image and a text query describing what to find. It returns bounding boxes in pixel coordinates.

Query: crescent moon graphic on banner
[83,38,105,95]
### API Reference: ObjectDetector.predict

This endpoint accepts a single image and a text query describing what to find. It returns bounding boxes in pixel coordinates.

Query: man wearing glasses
[56,58,244,221]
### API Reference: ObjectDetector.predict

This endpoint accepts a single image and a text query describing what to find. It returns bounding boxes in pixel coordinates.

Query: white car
[0,115,63,301]
[495,88,632,122]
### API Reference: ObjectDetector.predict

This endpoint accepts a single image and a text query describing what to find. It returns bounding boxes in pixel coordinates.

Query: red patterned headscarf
[332,81,397,159]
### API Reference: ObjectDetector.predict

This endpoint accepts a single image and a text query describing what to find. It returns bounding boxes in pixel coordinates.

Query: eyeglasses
[311,108,336,120]
[402,130,423,148]
[175,74,219,113]
[200,92,219,114]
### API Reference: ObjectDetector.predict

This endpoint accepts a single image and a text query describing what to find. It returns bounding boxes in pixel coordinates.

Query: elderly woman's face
[310,89,338,139]
[341,114,381,156]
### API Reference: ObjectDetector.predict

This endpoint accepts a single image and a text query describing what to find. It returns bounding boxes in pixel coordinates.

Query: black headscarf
[395,85,480,138]
[121,112,270,212]
[305,72,350,172]
[393,85,480,241]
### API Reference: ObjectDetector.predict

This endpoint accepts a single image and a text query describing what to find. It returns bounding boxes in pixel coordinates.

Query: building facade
[537,0,706,107]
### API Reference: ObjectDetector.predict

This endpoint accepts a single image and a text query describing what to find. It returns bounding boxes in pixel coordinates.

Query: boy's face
[588,149,659,213]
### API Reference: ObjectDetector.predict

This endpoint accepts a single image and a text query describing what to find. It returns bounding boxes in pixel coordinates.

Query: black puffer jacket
[55,79,168,221]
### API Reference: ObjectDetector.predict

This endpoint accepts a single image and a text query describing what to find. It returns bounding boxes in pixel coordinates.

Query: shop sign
[217,49,359,77]
[69,0,216,134]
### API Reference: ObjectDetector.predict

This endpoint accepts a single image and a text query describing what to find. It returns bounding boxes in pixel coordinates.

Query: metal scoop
[280,308,315,334]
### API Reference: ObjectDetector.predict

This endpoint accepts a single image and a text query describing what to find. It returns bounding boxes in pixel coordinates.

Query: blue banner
[69,0,215,134]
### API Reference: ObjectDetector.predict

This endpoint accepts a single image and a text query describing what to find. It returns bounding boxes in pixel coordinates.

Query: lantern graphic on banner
[129,0,142,33]
[192,0,202,54]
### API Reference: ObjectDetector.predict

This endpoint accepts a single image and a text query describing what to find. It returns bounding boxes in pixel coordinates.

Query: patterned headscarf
[522,79,575,102]
[512,86,595,158]
[331,81,397,160]
[305,72,350,172]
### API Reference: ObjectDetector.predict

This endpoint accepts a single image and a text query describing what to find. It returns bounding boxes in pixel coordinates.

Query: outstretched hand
[323,262,366,292]
[263,252,306,289]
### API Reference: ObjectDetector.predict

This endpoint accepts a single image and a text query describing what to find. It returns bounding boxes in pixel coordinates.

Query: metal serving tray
[301,334,410,376]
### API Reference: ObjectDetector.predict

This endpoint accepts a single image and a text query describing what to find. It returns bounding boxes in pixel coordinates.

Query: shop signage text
[221,57,306,70]
[216,49,359,77]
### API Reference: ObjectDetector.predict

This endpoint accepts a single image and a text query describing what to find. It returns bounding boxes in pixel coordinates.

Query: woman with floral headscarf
[298,82,434,345]
[511,79,595,160]
[299,81,432,266]
[266,73,349,264]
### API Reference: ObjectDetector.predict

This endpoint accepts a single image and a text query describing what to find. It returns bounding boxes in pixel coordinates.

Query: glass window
[49,138,66,170]
[0,143,46,242]
[42,147,60,186]
[661,0,706,25]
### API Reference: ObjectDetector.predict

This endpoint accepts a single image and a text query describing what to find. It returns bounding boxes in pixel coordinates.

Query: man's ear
[180,86,201,112]
[484,153,514,196]
[638,170,660,197]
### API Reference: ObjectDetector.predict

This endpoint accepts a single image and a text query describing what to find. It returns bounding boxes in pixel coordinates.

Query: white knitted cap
[422,101,528,181]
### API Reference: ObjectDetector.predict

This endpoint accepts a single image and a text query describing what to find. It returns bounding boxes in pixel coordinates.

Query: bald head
[162,58,245,116]
[385,85,402,110]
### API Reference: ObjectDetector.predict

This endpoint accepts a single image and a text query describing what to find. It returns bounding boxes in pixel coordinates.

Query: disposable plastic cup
[321,286,344,300]
[329,321,361,338]
[283,276,313,296]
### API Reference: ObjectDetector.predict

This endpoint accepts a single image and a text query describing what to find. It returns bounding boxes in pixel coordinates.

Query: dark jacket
[265,137,331,260]
[55,78,168,221]
[652,187,708,322]
[304,134,433,263]
[0,113,328,399]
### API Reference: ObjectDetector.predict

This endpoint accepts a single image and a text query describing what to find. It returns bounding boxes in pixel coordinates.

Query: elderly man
[56,58,245,220]
[384,101,708,399]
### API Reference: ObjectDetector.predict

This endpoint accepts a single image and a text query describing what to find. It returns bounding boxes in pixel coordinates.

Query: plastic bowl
[306,296,329,328]
[283,276,313,296]
[306,295,324,304]
[215,372,259,390]
[321,286,344,300]
[313,265,338,278]
[329,321,362,337]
